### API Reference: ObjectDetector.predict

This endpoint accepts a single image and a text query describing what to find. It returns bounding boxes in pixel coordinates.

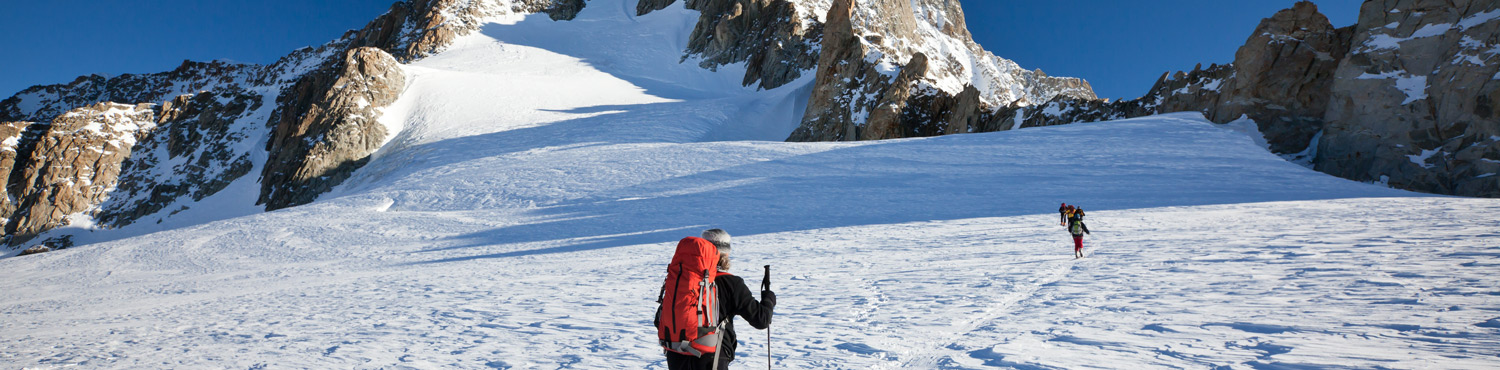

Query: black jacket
[663,273,774,369]
[713,273,773,363]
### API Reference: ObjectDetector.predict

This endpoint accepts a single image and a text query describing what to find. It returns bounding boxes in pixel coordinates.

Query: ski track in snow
[4,1,1500,369]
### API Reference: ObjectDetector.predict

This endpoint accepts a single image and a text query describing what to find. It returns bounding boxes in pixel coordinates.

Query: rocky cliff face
[1317,0,1500,197]
[640,0,1096,141]
[994,1,1499,198]
[3,103,157,245]
[17,0,1489,253]
[0,121,43,228]
[346,0,557,61]
[637,0,825,90]
[786,0,1096,142]
[257,0,577,211]
[0,0,1109,248]
[0,0,570,248]
[995,2,1349,149]
[682,0,824,89]
[0,49,320,248]
[0,61,257,123]
[95,88,265,227]
[259,47,406,210]
[1215,2,1353,155]
[786,0,893,141]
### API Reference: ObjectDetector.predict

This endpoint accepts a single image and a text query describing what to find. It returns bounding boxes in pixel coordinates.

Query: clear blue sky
[0,1,1360,102]
[965,0,1360,100]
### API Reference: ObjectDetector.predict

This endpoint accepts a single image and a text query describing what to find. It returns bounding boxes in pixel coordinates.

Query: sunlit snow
[2,1,1497,369]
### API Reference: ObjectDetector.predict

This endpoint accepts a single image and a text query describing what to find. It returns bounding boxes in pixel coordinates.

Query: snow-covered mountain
[783,0,1094,141]
[996,0,1500,198]
[0,0,1093,250]
[2,0,1499,368]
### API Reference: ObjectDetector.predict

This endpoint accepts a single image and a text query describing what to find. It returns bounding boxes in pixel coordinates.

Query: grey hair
[702,228,731,254]
[702,228,731,271]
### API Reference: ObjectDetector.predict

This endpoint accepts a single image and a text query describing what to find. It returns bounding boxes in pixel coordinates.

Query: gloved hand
[761,289,776,309]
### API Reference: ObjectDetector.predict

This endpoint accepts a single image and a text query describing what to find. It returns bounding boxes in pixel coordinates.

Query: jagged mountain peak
[840,0,1095,105]
[987,0,1499,197]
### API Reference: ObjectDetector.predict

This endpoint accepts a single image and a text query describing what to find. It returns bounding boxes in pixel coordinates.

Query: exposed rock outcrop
[1214,2,1353,155]
[96,88,264,227]
[255,0,569,210]
[1317,0,1500,197]
[347,0,555,62]
[16,245,50,256]
[0,61,255,123]
[862,53,930,140]
[4,103,157,244]
[681,0,824,89]
[993,2,1349,155]
[636,0,675,15]
[992,0,1500,198]
[786,0,1097,142]
[0,0,566,245]
[0,121,42,227]
[786,0,881,141]
[637,0,824,89]
[260,47,406,210]
[0,43,341,245]
[547,0,587,20]
[988,63,1233,132]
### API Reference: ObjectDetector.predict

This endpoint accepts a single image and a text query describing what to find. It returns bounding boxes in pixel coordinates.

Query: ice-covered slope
[2,1,1498,369]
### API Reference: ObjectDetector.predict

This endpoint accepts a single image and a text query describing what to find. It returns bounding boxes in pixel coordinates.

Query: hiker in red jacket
[663,229,776,370]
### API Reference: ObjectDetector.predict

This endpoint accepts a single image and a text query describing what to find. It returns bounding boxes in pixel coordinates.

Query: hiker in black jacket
[1066,207,1091,258]
[665,229,776,370]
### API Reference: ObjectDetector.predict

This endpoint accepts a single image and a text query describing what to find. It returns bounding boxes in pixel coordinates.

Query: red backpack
[656,236,725,356]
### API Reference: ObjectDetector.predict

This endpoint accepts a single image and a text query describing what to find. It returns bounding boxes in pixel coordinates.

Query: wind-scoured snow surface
[4,1,1500,369]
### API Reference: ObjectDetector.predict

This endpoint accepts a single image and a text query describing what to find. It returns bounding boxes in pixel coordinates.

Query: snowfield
[4,1,1500,369]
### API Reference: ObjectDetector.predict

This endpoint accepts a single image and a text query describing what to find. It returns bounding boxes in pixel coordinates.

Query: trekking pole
[762,264,772,370]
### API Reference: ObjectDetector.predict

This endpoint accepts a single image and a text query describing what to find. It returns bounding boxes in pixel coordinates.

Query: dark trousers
[666,351,730,370]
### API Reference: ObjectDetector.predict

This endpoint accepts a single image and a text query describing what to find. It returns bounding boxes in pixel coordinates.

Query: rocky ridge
[785,0,1096,141]
[1317,0,1500,197]
[1,0,1109,250]
[95,88,266,228]
[0,0,565,249]
[21,0,1464,253]
[0,61,258,123]
[638,0,826,90]
[637,0,1095,142]
[259,47,406,210]
[3,103,157,245]
[995,1,1499,197]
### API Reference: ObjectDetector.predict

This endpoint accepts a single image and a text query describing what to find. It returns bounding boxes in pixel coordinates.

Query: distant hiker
[658,229,776,370]
[1058,203,1070,226]
[1065,206,1091,258]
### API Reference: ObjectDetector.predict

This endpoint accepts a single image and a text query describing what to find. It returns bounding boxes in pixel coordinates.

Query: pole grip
[761,265,771,291]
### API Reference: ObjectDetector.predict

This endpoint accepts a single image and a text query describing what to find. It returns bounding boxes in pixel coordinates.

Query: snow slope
[3,1,1499,369]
